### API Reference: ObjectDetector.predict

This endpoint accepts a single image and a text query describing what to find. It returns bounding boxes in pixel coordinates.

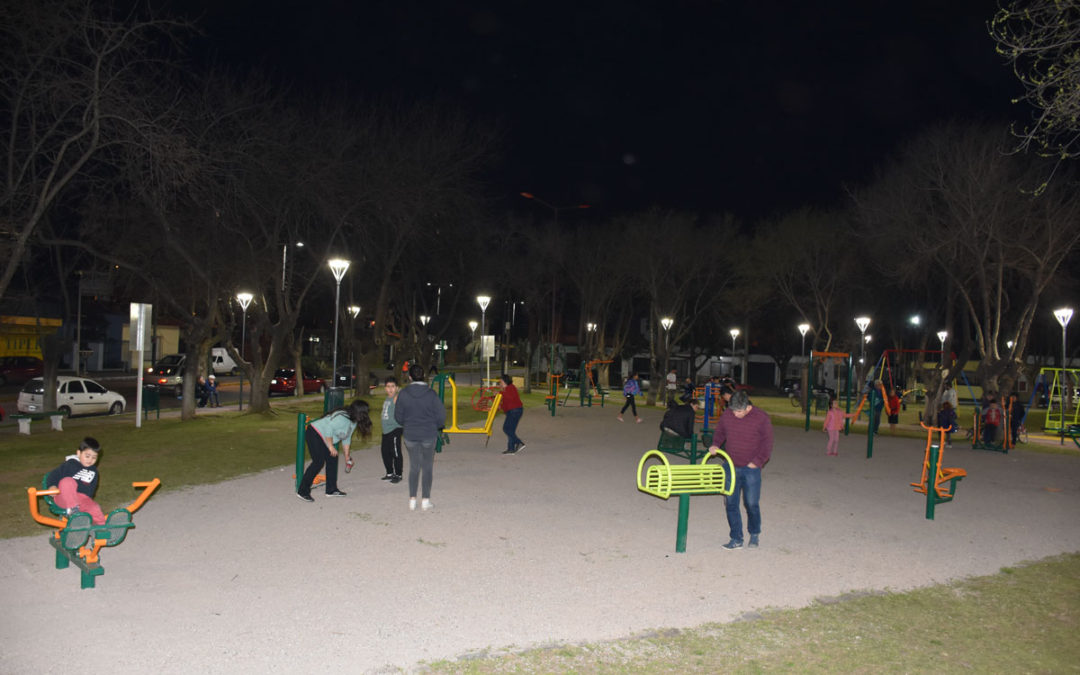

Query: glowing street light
[236,292,253,411]
[477,295,491,384]
[1054,307,1073,443]
[729,328,740,378]
[328,259,350,384]
[937,330,948,366]
[855,316,870,364]
[798,323,811,358]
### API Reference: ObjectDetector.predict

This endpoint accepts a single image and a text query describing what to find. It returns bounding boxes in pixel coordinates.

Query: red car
[268,368,325,396]
[0,356,44,386]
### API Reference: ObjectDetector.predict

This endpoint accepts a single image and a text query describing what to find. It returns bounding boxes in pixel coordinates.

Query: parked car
[18,376,126,417]
[781,378,834,398]
[0,355,44,386]
[268,368,325,396]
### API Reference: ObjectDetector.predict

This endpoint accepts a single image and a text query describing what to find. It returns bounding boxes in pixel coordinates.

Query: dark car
[781,378,834,398]
[268,368,325,396]
[0,356,44,386]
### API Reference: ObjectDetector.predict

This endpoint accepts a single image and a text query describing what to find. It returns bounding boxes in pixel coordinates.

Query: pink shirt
[823,407,849,431]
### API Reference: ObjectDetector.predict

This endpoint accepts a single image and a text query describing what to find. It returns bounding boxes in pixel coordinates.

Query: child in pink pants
[46,438,106,525]
[823,397,856,456]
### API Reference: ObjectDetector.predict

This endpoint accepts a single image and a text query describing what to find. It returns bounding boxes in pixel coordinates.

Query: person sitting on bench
[660,399,700,438]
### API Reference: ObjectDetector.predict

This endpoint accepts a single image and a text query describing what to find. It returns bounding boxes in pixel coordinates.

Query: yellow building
[0,315,62,358]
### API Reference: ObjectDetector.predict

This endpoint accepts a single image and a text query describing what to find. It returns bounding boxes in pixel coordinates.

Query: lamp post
[1054,307,1073,443]
[937,330,948,366]
[855,316,871,364]
[661,317,674,402]
[477,295,491,383]
[468,320,478,364]
[236,292,253,412]
[328,259,350,387]
[729,328,740,379]
[282,241,304,291]
[798,323,810,358]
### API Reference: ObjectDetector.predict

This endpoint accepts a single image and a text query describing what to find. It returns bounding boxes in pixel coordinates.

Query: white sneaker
[409,498,417,511]
[421,499,434,511]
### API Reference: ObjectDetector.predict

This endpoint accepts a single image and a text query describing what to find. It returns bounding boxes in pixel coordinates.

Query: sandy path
[2,404,1078,673]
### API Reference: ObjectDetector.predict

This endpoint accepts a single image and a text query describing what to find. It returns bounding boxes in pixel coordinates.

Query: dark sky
[172,0,1018,220]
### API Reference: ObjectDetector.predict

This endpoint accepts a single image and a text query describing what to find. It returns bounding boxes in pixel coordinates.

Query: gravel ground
[2,405,1078,673]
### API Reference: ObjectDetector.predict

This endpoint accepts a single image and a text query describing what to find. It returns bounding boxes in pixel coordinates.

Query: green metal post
[805,352,814,431]
[844,357,853,436]
[675,493,690,553]
[926,442,940,520]
[295,413,307,492]
[866,394,875,459]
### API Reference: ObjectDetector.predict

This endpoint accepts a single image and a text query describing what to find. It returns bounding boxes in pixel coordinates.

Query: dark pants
[620,395,638,416]
[381,428,403,476]
[503,407,524,450]
[298,426,339,496]
[405,438,436,499]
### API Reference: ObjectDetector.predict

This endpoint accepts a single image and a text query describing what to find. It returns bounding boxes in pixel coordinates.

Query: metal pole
[239,310,247,412]
[1062,322,1068,445]
[332,280,341,381]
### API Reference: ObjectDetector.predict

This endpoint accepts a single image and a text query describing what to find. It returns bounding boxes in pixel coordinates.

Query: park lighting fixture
[420,315,430,326]
[937,330,948,366]
[328,259,351,384]
[236,292,254,411]
[477,295,491,383]
[855,316,870,364]
[1054,308,1073,443]
[909,315,921,326]
[798,323,810,357]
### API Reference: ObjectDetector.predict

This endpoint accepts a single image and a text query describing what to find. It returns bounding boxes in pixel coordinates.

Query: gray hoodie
[393,382,447,443]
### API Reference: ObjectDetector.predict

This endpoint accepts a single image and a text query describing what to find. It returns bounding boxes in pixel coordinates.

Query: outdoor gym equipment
[1040,367,1080,436]
[570,359,613,407]
[544,373,562,416]
[637,449,735,553]
[967,405,1011,453]
[911,423,966,520]
[805,350,854,433]
[27,477,161,589]
[441,374,502,441]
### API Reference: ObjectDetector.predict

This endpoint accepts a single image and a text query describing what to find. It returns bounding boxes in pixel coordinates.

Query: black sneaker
[515,442,526,453]
[296,493,314,503]
[501,448,514,455]
[381,474,394,481]
[721,539,743,550]
[325,489,347,497]
[390,475,402,484]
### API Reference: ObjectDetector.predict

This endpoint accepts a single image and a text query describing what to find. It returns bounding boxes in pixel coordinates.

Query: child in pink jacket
[823,396,856,456]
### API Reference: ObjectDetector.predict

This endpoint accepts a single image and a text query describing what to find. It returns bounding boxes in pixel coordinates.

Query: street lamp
[236,292,253,411]
[798,323,810,358]
[1054,307,1073,443]
[328,259,350,387]
[729,328,740,378]
[477,295,491,384]
[937,330,948,366]
[909,315,921,327]
[855,316,870,364]
[468,320,479,363]
[661,318,674,401]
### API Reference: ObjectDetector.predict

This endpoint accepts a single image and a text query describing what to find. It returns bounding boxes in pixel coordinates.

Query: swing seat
[637,449,735,499]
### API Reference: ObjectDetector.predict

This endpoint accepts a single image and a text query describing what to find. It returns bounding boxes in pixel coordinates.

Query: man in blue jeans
[707,390,773,550]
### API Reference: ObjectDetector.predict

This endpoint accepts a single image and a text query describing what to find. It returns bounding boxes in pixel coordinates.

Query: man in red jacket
[498,374,525,455]
[708,390,773,550]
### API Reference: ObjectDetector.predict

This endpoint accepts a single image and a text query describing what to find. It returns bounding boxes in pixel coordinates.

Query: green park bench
[10,411,65,435]
[637,449,735,552]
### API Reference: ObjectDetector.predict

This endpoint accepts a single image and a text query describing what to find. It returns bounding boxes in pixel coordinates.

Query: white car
[17,376,126,417]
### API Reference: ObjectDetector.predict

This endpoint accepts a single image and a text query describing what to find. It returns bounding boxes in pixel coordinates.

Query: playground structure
[26,477,161,588]
[637,449,735,552]
[1039,367,1080,437]
[561,359,613,409]
[911,423,966,520]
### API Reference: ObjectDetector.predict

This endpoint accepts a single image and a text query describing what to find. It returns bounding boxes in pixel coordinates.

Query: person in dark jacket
[394,364,447,511]
[660,399,699,438]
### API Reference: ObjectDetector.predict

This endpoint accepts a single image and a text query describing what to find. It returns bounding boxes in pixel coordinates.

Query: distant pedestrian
[665,368,678,407]
[394,364,447,511]
[822,396,856,456]
[708,390,773,550]
[296,400,373,502]
[680,377,695,403]
[618,373,642,423]
[937,401,958,447]
[982,394,1003,444]
[886,387,901,433]
[498,374,525,454]
[1008,392,1025,446]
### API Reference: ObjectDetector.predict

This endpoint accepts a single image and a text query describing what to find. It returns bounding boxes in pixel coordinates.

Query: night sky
[172,0,1017,220]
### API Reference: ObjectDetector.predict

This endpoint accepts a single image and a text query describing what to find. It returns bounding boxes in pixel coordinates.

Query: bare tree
[990,0,1080,190]
[0,0,189,301]
[853,122,1080,411]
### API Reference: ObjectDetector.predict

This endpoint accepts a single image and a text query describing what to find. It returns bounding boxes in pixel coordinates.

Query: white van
[210,348,238,375]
